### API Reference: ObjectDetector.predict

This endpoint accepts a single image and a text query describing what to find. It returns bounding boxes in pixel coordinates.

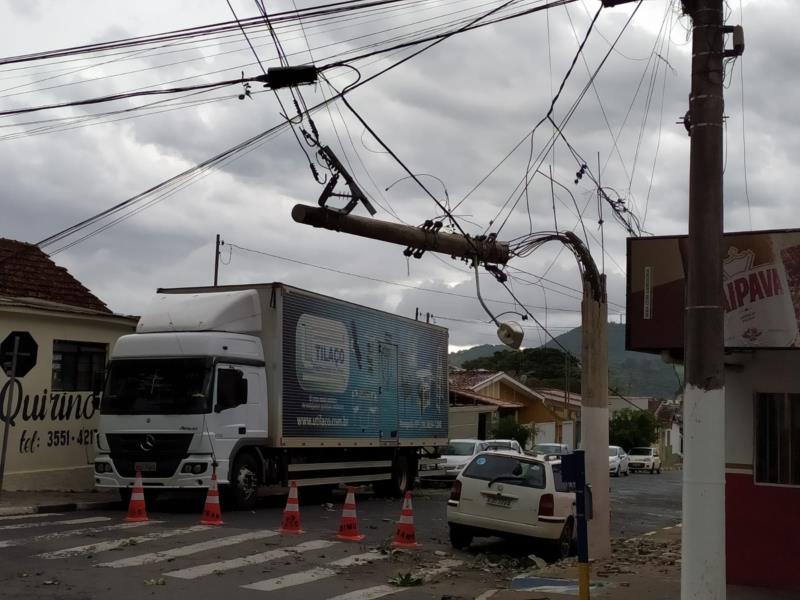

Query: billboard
[627,229,800,352]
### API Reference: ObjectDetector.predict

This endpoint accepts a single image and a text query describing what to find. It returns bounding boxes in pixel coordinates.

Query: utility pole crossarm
[291,204,510,264]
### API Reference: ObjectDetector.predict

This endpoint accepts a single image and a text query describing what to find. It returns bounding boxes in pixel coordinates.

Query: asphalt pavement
[0,472,682,599]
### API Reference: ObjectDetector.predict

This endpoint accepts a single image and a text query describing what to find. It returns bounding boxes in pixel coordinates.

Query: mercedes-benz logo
[139,434,156,452]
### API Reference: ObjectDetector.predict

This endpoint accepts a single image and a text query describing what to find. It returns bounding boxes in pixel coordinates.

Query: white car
[628,447,661,474]
[609,445,629,477]
[441,439,523,477]
[529,443,570,461]
[447,451,576,559]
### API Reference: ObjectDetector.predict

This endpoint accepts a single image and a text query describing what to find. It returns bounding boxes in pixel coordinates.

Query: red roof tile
[449,370,500,390]
[450,388,524,409]
[0,238,110,313]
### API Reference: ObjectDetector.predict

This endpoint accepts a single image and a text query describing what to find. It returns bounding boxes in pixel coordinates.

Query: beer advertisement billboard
[627,229,800,352]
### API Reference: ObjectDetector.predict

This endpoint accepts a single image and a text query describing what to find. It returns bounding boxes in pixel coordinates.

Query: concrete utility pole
[580,274,610,559]
[682,1,726,598]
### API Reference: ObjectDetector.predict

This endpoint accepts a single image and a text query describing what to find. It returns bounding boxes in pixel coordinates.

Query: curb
[0,499,120,517]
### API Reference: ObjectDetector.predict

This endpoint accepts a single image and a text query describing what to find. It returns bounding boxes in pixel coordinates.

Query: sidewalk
[0,489,119,516]
[487,527,794,600]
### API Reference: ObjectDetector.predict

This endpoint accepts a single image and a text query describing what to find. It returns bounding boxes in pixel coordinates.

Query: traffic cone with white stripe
[336,486,365,541]
[124,469,148,522]
[391,491,419,548]
[279,480,304,534]
[200,466,224,526]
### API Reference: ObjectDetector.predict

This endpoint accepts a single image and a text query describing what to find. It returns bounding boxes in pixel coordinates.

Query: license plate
[485,495,513,508]
[134,462,157,472]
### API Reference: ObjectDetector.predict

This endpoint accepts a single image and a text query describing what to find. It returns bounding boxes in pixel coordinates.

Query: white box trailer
[94,283,449,507]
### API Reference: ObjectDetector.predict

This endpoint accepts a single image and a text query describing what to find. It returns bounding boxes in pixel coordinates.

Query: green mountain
[449,323,682,399]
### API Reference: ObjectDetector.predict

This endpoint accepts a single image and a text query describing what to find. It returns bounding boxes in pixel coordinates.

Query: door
[478,413,488,440]
[378,342,398,445]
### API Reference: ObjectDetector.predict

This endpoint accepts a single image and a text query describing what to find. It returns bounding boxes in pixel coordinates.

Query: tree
[462,347,581,392]
[492,415,533,448]
[609,408,658,451]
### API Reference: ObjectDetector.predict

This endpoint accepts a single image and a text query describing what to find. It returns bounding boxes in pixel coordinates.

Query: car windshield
[608,447,618,457]
[533,444,563,455]
[629,447,652,456]
[102,358,213,415]
[446,442,477,456]
[463,454,546,489]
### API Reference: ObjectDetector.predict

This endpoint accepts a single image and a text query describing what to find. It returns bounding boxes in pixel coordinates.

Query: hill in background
[449,323,682,399]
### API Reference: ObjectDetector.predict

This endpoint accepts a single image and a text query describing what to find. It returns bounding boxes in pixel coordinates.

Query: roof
[655,402,682,426]
[0,238,111,313]
[448,370,501,390]
[534,387,582,410]
[450,387,524,409]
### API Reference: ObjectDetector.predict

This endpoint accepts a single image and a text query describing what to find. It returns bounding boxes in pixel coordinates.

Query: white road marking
[0,516,109,531]
[475,591,498,600]
[0,513,63,521]
[242,551,389,591]
[324,558,462,600]
[326,585,404,600]
[37,525,206,558]
[98,530,279,568]
[643,531,657,536]
[0,521,153,549]
[164,539,338,580]
[243,567,338,592]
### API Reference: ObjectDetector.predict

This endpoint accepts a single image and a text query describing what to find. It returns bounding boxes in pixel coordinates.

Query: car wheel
[551,518,574,561]
[449,524,473,550]
[657,466,661,474]
[623,466,629,476]
[614,465,620,478]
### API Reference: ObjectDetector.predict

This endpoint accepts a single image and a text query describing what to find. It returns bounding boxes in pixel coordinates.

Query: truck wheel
[375,454,417,497]
[229,453,260,510]
[449,524,473,549]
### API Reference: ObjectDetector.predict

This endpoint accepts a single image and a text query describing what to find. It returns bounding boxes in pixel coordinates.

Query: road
[0,472,681,599]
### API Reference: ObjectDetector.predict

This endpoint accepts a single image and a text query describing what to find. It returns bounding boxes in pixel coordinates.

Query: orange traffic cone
[279,480,304,534]
[336,486,365,541]
[200,466,224,526]
[124,469,148,523]
[391,491,419,548]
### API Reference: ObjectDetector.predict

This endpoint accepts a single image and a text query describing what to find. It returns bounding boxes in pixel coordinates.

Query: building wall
[0,306,135,491]
[725,351,800,588]
[448,406,495,440]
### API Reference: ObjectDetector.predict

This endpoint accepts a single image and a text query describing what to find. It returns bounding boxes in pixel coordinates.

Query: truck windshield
[102,358,212,415]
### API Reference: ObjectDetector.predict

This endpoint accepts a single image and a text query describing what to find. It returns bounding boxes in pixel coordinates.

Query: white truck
[93,283,449,508]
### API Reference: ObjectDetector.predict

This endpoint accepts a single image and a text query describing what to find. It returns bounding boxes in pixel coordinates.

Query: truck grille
[107,433,193,478]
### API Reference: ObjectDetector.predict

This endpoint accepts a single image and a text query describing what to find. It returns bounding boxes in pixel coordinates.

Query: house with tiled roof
[0,238,137,491]
[449,369,580,448]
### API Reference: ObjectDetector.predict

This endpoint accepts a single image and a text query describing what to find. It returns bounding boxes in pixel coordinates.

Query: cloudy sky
[0,0,778,350]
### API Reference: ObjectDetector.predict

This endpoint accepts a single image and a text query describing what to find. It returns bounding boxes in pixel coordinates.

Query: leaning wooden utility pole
[682,1,727,598]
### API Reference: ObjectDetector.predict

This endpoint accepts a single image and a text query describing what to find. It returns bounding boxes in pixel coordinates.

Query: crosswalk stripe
[164,539,338,580]
[242,567,338,592]
[242,551,389,592]
[326,585,404,600]
[0,513,64,521]
[0,516,109,531]
[97,530,279,568]
[37,525,206,558]
[0,521,153,549]
[325,559,463,600]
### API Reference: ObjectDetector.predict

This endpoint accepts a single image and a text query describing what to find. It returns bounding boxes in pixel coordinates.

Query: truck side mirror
[91,370,105,409]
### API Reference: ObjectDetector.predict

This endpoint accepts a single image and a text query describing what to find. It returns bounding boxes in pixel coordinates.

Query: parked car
[608,445,629,477]
[441,439,523,477]
[628,447,661,474]
[529,443,570,461]
[447,451,576,559]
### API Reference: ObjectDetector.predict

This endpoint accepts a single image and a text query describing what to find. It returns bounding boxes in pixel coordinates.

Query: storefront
[0,297,136,490]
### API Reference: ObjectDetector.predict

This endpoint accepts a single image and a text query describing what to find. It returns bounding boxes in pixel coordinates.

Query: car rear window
[463,454,546,489]
[446,442,476,456]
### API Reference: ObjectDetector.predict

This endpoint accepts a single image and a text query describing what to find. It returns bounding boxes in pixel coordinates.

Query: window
[52,340,106,392]
[755,393,800,486]
[462,454,546,489]
[215,368,248,412]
